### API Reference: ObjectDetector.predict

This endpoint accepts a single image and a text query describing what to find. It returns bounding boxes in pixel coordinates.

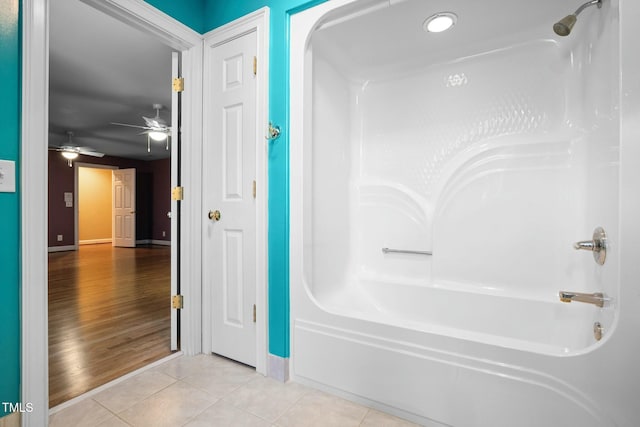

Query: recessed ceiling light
[423,12,457,33]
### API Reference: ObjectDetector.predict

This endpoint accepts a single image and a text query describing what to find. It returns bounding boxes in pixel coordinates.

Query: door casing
[201,8,270,376]
[21,1,203,424]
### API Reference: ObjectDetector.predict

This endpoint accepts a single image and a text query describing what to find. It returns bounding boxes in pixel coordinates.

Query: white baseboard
[151,239,171,246]
[136,239,171,246]
[79,238,112,245]
[48,245,77,253]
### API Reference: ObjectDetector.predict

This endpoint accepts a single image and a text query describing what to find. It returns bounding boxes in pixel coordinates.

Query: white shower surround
[290,0,640,426]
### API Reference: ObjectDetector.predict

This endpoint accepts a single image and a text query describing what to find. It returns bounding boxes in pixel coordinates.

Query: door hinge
[172,295,184,309]
[173,77,184,92]
[172,186,184,201]
[252,180,256,199]
[253,56,257,76]
[253,304,256,323]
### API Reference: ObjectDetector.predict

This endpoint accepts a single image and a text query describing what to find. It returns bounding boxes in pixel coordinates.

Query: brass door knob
[208,210,221,221]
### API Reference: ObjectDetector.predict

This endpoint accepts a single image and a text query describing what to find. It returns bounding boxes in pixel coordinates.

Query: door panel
[112,168,136,248]
[203,30,258,367]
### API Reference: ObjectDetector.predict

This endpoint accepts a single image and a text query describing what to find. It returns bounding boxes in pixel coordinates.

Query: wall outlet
[0,159,16,193]
[57,235,63,242]
[162,231,166,237]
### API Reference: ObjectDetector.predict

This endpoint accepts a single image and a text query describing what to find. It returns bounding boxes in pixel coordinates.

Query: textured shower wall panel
[355,41,584,295]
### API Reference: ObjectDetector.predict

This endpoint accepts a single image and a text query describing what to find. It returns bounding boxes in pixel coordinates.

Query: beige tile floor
[49,354,421,427]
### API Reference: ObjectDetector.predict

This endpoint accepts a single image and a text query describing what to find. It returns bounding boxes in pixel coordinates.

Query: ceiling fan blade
[111,122,150,130]
[78,150,105,158]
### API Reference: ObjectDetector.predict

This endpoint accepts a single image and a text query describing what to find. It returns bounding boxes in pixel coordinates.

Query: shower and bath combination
[554,0,602,36]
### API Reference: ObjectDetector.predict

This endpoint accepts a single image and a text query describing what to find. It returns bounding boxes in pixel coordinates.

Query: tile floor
[49,354,421,427]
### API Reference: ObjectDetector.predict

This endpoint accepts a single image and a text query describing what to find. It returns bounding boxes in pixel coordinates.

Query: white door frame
[202,8,270,376]
[21,1,203,425]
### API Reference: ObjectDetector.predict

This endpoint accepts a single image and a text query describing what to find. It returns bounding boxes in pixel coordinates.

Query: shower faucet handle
[573,227,607,265]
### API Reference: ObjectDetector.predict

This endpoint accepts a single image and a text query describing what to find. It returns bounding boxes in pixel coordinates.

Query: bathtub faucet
[559,291,608,308]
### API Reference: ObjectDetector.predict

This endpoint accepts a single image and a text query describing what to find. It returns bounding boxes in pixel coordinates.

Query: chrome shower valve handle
[574,227,607,265]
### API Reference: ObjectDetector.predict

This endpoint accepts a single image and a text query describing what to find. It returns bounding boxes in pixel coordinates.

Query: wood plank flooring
[48,244,174,407]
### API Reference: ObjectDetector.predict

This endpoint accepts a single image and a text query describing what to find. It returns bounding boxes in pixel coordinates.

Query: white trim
[202,7,270,376]
[135,239,171,246]
[22,1,50,425]
[80,0,200,50]
[79,239,112,245]
[22,1,203,426]
[47,245,76,253]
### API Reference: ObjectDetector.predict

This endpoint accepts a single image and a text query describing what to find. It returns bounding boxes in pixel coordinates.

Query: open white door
[170,51,180,350]
[112,168,136,248]
[203,30,258,367]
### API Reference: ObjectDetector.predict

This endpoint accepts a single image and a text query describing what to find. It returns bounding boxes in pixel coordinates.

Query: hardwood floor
[48,244,174,407]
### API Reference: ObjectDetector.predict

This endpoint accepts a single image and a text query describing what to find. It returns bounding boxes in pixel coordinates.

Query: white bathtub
[290,0,640,426]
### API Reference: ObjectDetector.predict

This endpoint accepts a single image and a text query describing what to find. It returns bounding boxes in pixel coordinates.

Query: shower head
[553,0,602,36]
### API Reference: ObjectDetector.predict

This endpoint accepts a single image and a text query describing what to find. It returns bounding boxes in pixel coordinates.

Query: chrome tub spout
[559,291,608,308]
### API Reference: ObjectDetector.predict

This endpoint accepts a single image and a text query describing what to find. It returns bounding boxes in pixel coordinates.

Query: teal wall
[143,0,206,33]
[0,0,21,417]
[204,0,327,359]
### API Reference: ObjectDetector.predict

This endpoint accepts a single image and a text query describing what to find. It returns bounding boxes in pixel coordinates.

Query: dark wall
[48,152,171,247]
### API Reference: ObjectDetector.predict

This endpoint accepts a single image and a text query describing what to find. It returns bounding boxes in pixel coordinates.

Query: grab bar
[382,247,432,256]
[559,291,609,308]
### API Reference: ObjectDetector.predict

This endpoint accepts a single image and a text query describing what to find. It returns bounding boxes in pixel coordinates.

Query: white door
[112,168,136,248]
[203,30,258,366]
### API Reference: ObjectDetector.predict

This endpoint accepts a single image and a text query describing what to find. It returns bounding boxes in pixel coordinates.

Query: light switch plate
[0,160,16,193]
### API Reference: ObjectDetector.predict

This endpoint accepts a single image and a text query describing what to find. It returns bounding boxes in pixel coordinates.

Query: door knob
[208,210,221,221]
[574,226,607,265]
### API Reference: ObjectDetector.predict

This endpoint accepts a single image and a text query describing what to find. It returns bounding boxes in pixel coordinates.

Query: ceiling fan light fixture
[61,151,79,160]
[149,131,168,141]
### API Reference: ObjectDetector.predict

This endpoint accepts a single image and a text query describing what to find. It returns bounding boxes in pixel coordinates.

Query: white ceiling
[49,0,175,160]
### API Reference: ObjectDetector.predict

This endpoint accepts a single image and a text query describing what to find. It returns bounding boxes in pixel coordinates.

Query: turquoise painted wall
[0,0,21,417]
[204,0,328,359]
[2,4,318,415]
[143,0,206,33]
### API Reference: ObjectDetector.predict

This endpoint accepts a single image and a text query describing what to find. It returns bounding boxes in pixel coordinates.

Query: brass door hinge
[253,56,257,76]
[252,180,256,199]
[173,77,184,92]
[172,295,184,309]
[253,304,256,323]
[172,186,184,201]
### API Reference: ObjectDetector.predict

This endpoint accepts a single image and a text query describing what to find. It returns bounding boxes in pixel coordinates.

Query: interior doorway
[46,0,178,408]
[22,0,203,422]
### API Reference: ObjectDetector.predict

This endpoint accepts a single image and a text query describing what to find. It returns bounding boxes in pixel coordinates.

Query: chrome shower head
[553,0,602,36]
[553,14,577,36]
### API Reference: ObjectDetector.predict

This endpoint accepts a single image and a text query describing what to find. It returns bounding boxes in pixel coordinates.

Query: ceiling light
[424,12,457,33]
[61,151,78,160]
[148,131,167,141]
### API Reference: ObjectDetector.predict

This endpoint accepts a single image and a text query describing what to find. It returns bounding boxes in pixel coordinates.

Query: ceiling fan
[111,103,171,152]
[49,131,105,167]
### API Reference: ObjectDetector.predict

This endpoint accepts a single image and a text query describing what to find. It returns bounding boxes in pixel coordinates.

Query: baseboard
[79,238,112,245]
[0,411,20,427]
[48,245,76,253]
[136,239,171,246]
[151,239,171,246]
[268,354,289,383]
